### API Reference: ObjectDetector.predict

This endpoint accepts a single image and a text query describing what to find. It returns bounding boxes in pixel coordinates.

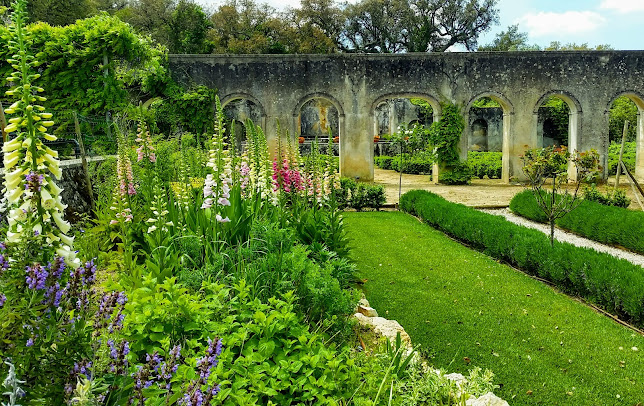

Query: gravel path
[478,208,644,268]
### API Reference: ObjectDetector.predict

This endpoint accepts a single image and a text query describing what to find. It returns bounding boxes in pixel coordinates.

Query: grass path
[344,211,644,406]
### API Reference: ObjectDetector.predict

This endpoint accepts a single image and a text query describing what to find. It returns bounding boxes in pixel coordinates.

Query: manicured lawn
[344,211,644,406]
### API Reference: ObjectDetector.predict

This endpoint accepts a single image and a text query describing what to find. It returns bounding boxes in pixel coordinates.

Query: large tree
[27,0,95,25]
[168,0,213,53]
[208,0,336,54]
[339,0,499,53]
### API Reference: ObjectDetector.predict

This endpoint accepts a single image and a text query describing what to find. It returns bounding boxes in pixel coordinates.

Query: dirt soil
[374,168,643,210]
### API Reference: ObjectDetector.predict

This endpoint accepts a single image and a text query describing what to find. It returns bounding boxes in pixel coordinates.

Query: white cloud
[516,11,606,37]
[600,0,644,13]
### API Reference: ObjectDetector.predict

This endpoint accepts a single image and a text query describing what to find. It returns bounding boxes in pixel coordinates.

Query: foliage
[428,103,464,166]
[208,0,336,54]
[401,190,644,326]
[467,151,502,179]
[521,146,601,246]
[582,184,630,208]
[337,178,386,211]
[438,162,473,185]
[477,24,536,51]
[0,12,169,132]
[26,0,94,26]
[510,190,644,255]
[609,96,638,142]
[608,141,636,175]
[340,0,499,53]
[538,97,569,146]
[153,85,217,135]
[374,154,434,175]
[478,24,611,51]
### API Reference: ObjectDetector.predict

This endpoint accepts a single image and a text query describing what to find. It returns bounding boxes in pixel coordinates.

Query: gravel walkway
[478,208,644,268]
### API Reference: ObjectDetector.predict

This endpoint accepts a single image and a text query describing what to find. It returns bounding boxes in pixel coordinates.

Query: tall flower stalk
[201,97,232,225]
[2,0,79,267]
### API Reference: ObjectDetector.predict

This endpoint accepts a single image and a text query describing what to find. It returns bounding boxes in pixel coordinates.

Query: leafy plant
[583,184,630,208]
[521,146,601,245]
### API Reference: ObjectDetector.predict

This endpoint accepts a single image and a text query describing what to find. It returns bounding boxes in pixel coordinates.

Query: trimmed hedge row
[374,155,433,174]
[375,152,502,179]
[510,190,644,254]
[401,189,644,326]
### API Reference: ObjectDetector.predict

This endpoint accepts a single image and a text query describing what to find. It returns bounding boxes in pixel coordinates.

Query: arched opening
[533,92,581,180]
[466,93,513,182]
[221,96,265,151]
[537,96,570,148]
[372,95,439,158]
[607,93,644,181]
[297,97,340,156]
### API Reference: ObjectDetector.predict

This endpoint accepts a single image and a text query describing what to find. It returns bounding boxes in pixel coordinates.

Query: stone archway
[466,92,514,182]
[533,91,582,180]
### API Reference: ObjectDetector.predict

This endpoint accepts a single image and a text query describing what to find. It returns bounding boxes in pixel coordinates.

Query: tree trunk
[550,219,555,247]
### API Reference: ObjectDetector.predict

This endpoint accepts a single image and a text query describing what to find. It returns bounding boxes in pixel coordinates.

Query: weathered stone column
[341,111,373,181]
[635,112,644,182]
[510,106,538,181]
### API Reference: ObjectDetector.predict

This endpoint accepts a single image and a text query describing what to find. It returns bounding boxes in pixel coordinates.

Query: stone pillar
[341,111,373,181]
[501,112,513,183]
[510,106,538,181]
[635,112,644,181]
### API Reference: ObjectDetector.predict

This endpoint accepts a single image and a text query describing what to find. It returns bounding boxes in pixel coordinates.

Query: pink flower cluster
[272,158,304,194]
[117,153,136,196]
[135,123,156,163]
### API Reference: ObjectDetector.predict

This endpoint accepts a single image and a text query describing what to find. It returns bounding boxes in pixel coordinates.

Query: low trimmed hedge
[510,190,644,254]
[375,152,502,179]
[374,155,433,174]
[401,189,644,326]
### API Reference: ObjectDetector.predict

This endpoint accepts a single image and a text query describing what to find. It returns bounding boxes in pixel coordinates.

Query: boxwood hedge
[510,190,644,254]
[401,189,644,326]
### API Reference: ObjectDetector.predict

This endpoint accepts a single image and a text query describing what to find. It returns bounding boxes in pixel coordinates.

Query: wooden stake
[74,111,95,212]
[0,100,8,143]
[621,161,644,211]
[614,120,629,191]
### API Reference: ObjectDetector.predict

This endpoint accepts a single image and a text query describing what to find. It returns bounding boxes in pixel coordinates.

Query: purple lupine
[0,293,6,308]
[0,253,9,274]
[66,259,97,314]
[129,351,165,405]
[107,339,130,375]
[94,291,127,335]
[43,282,63,308]
[25,263,48,290]
[180,338,222,405]
[26,338,34,347]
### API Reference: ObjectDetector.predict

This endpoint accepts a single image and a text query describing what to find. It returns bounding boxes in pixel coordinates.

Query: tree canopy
[478,24,612,52]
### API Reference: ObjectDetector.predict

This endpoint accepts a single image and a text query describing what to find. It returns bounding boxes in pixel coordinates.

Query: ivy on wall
[428,102,464,166]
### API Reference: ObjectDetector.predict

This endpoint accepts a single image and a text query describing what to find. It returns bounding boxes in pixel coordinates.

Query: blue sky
[195,0,644,50]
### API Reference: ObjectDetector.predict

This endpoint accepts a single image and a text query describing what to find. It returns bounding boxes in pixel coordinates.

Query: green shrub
[583,184,631,208]
[375,154,433,174]
[338,178,387,211]
[511,190,644,254]
[439,162,473,185]
[467,151,502,179]
[401,189,644,326]
[607,141,636,175]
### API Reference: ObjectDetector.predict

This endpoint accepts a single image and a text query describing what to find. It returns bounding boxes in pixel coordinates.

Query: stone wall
[168,52,644,182]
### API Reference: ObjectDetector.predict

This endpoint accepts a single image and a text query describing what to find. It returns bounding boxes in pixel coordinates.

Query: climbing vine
[428,102,464,166]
